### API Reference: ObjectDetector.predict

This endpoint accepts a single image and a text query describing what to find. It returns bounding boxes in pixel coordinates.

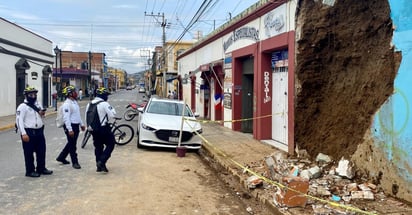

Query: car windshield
[146,101,193,117]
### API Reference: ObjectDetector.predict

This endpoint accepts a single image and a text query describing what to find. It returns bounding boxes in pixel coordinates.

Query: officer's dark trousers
[58,124,80,164]
[91,125,115,164]
[22,127,46,174]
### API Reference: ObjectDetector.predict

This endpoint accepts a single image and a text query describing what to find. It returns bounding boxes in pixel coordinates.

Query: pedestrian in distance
[85,87,116,173]
[56,86,85,169]
[15,86,53,177]
[168,90,173,99]
[78,88,83,100]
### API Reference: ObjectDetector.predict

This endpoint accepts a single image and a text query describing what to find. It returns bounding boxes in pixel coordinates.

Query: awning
[166,76,178,82]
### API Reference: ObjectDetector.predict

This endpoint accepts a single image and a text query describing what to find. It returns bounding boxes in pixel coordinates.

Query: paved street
[0,90,272,215]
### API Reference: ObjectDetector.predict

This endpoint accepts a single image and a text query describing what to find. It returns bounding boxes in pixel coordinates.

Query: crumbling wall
[294,0,412,202]
[294,0,396,160]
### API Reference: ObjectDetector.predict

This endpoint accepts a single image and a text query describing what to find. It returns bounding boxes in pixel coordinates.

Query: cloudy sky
[0,0,259,73]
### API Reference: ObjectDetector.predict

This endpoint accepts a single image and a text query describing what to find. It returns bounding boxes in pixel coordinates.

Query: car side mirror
[194,112,200,117]
[138,107,144,113]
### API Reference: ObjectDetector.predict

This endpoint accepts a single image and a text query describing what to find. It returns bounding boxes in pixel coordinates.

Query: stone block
[274,176,309,207]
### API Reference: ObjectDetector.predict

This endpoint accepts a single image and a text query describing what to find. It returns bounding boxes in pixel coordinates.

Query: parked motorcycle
[123,100,147,121]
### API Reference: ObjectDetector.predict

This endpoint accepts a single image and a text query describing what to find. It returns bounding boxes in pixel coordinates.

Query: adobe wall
[295,0,411,202]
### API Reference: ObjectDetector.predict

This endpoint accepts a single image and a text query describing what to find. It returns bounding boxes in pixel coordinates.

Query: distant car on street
[136,97,202,150]
[138,87,145,93]
[126,86,133,90]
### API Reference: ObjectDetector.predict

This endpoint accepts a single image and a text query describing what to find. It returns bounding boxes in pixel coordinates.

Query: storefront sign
[263,4,286,38]
[223,26,260,52]
[264,71,271,103]
[224,55,232,69]
[272,50,289,70]
[223,92,232,109]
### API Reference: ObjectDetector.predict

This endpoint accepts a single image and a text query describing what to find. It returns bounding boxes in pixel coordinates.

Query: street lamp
[54,45,63,101]
[53,46,58,110]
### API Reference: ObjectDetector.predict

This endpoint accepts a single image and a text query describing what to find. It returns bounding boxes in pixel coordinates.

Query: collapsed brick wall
[294,0,397,160]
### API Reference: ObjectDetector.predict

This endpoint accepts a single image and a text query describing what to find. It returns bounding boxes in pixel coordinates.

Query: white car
[136,97,202,150]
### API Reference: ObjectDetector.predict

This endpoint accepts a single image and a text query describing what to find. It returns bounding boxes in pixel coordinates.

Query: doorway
[42,77,49,108]
[15,58,30,108]
[241,57,254,133]
[16,70,26,107]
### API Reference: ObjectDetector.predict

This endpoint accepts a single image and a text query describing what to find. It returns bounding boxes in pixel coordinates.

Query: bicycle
[81,116,134,148]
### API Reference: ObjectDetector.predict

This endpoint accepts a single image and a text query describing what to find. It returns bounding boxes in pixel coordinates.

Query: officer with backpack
[85,87,116,173]
[15,86,53,177]
[56,86,85,169]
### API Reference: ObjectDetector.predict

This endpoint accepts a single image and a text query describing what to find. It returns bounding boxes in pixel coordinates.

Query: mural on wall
[372,0,412,182]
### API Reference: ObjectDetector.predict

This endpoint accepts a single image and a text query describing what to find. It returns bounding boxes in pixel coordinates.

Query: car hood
[141,113,201,131]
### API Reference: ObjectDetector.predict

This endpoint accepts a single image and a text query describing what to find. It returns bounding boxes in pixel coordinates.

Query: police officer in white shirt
[85,87,116,173]
[16,86,53,177]
[56,86,85,169]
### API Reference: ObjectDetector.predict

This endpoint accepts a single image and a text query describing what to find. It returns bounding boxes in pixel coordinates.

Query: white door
[210,79,215,120]
[272,67,288,146]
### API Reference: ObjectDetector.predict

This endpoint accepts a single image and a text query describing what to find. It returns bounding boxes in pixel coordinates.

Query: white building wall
[0,18,53,116]
[0,54,19,116]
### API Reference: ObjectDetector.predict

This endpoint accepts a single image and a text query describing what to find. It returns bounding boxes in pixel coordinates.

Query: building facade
[165,41,194,100]
[52,51,106,97]
[179,0,412,203]
[178,0,295,152]
[0,18,53,117]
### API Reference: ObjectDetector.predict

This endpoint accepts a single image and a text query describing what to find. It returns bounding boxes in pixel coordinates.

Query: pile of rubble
[243,150,387,214]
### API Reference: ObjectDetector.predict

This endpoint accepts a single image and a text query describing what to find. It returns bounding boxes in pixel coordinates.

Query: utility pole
[145,12,168,97]
[88,51,92,100]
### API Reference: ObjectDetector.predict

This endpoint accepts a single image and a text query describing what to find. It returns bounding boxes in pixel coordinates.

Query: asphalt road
[0,89,263,215]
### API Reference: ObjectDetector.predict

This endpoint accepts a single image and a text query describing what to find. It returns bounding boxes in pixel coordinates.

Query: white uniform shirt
[62,98,84,131]
[16,100,44,135]
[85,97,116,126]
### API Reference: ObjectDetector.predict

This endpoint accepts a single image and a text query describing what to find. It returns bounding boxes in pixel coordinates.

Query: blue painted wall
[372,0,412,182]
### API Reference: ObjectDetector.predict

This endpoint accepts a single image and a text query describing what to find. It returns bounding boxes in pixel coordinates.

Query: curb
[0,124,15,131]
[0,111,58,132]
[200,142,283,215]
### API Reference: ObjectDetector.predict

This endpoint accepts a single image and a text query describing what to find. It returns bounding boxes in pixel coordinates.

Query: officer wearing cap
[56,86,85,169]
[85,87,116,173]
[15,86,53,177]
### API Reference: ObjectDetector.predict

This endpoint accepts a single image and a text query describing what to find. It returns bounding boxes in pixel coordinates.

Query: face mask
[27,96,36,104]
[72,92,78,99]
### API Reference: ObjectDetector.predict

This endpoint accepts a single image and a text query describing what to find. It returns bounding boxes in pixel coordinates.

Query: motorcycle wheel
[124,109,137,121]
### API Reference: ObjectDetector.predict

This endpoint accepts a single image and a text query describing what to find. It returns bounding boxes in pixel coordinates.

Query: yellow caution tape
[185,114,275,123]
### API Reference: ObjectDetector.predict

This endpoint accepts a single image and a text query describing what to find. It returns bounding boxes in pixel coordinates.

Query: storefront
[178,0,296,153]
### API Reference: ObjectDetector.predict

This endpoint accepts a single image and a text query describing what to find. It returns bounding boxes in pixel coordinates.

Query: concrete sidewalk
[0,99,91,132]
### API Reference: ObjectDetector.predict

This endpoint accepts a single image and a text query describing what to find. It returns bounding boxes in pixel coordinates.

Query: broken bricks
[336,158,355,179]
[274,176,309,207]
[254,152,382,212]
[246,175,263,189]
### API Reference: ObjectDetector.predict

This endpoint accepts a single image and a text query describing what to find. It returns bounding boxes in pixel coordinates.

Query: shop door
[271,67,288,145]
[42,77,49,108]
[241,57,254,133]
[16,69,26,107]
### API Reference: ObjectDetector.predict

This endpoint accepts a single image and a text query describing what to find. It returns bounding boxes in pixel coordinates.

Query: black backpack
[86,101,105,132]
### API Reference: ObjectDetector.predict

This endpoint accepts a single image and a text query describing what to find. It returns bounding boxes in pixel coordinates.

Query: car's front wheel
[136,134,143,148]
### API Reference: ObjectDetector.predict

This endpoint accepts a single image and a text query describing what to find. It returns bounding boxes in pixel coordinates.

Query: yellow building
[154,41,194,98]
[107,67,126,90]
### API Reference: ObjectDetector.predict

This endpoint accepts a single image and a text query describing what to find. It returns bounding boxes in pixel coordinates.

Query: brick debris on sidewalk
[198,122,412,215]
